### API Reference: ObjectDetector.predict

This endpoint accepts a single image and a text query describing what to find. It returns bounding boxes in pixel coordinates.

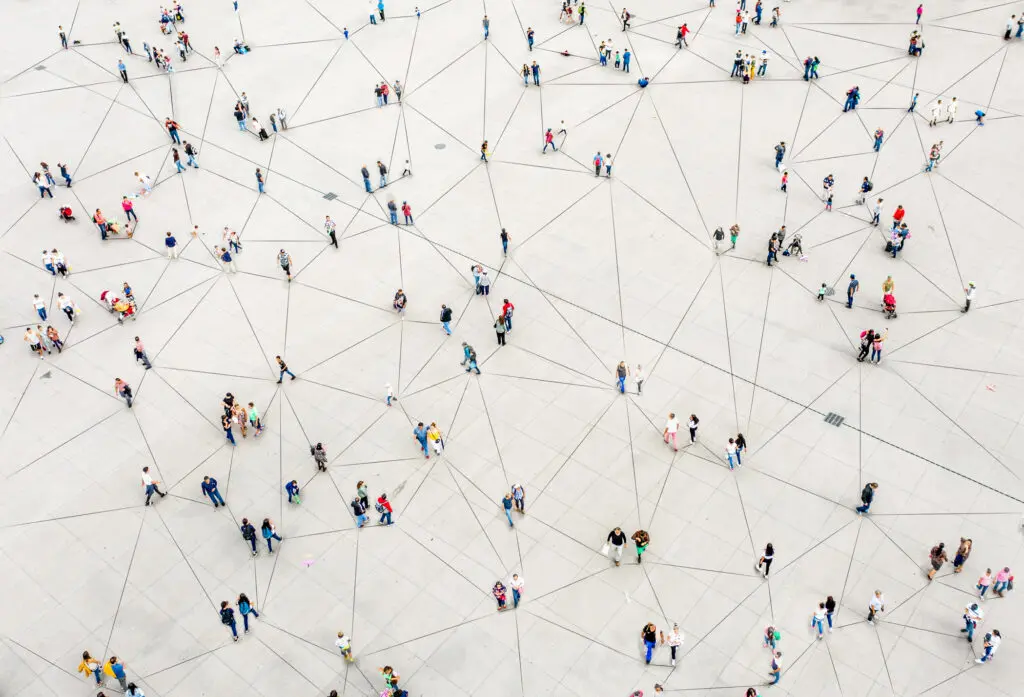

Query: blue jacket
[201,478,218,495]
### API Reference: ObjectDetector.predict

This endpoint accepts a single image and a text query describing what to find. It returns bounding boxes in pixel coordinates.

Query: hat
[968,282,975,287]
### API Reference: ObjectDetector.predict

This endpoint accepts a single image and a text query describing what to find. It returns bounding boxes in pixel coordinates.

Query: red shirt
[122,200,133,211]
[545,132,553,143]
[680,25,689,37]
[401,204,411,216]
[502,301,514,317]
[377,497,393,513]
[381,84,389,95]
[893,208,905,222]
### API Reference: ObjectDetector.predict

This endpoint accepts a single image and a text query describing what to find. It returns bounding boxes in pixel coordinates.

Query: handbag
[600,543,610,556]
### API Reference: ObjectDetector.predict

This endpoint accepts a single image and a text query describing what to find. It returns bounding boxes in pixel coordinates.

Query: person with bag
[962,602,983,642]
[285,480,301,504]
[927,542,947,580]
[493,580,509,610]
[352,497,368,528]
[993,567,1012,596]
[335,631,355,661]
[856,482,878,514]
[219,601,239,641]
[237,593,259,633]
[77,650,103,685]
[261,518,283,553]
[376,494,393,525]
[240,518,258,556]
[311,442,328,472]
[757,543,774,577]
[632,529,650,564]
[606,527,627,566]
[687,414,699,443]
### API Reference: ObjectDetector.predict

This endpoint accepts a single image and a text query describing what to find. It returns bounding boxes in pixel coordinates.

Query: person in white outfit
[946,96,958,123]
[663,623,683,665]
[929,99,944,127]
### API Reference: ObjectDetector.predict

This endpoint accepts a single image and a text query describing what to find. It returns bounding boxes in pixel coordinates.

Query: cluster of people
[239,517,283,555]
[157,4,185,33]
[730,50,769,83]
[350,481,394,527]
[604,526,650,566]
[412,422,444,458]
[100,284,138,324]
[221,392,264,445]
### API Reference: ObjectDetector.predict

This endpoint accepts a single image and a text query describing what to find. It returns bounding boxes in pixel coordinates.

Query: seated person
[59,206,75,222]
[637,77,650,87]
[233,38,250,54]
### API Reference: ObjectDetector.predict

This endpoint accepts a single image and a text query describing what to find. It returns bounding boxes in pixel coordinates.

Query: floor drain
[824,412,845,427]
[434,143,446,149]
[322,192,337,200]
[35,65,47,71]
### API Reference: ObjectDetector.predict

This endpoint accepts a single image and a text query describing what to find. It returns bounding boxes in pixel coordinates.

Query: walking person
[104,658,129,690]
[641,622,657,664]
[115,378,134,408]
[663,623,683,666]
[825,595,836,632]
[277,249,292,282]
[376,493,393,525]
[977,568,993,598]
[255,168,265,193]
[993,566,1012,597]
[811,603,827,639]
[846,274,859,308]
[311,442,328,472]
[735,433,746,464]
[493,580,508,610]
[512,483,525,514]
[223,413,236,445]
[500,228,510,254]
[927,542,947,580]
[867,590,885,624]
[261,518,282,553]
[962,282,975,312]
[952,538,972,573]
[118,59,128,82]
[462,342,481,374]
[606,527,627,566]
[664,413,680,451]
[757,543,774,577]
[335,631,355,661]
[494,315,507,345]
[413,422,430,459]
[77,651,103,685]
[976,630,1001,663]
[501,298,514,332]
[768,650,782,685]
[141,466,166,504]
[201,476,226,508]
[285,480,300,504]
[615,361,629,393]
[325,215,338,247]
[240,518,258,555]
[237,593,259,633]
[440,304,453,335]
[962,602,983,642]
[510,573,524,607]
[856,482,878,514]
[351,497,368,527]
[687,414,699,443]
[632,529,649,564]
[729,223,740,249]
[275,355,296,382]
[220,601,240,641]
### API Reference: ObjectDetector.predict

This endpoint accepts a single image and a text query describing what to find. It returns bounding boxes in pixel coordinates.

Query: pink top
[995,568,1010,582]
[122,199,133,211]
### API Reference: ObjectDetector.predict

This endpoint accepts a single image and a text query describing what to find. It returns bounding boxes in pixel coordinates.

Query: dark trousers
[120,70,128,82]
[497,332,505,345]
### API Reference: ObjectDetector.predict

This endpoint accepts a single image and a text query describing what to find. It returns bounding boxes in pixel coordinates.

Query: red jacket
[401,203,412,216]
[377,496,393,513]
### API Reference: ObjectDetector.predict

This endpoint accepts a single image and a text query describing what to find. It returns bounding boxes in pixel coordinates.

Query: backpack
[930,545,942,559]
[375,502,385,513]
[220,608,233,625]
[241,525,254,540]
[714,227,725,240]
[861,485,873,503]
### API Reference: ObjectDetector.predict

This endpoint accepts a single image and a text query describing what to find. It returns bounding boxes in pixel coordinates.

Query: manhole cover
[434,143,446,150]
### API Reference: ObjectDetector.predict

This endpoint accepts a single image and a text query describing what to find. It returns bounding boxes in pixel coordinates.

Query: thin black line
[101,513,147,657]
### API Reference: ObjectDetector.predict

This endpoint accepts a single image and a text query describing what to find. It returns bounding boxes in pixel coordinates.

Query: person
[494,314,507,345]
[248,402,263,436]
[104,657,129,690]
[867,590,885,624]
[220,601,240,641]
[201,476,225,508]
[261,518,282,553]
[493,580,508,610]
[502,492,514,526]
[427,422,443,456]
[607,527,627,566]
[393,289,407,312]
[510,573,524,607]
[725,438,738,469]
[376,493,393,525]
[811,603,827,639]
[336,631,355,661]
[500,228,510,254]
[632,529,650,563]
[615,361,629,393]
[285,479,300,504]
[977,568,993,598]
[962,283,975,312]
[846,274,859,308]
[664,413,680,451]
[768,650,782,685]
[641,622,657,664]
[757,543,774,577]
[856,482,878,514]
[276,355,296,382]
[413,422,429,458]
[976,630,1000,663]
[825,595,836,632]
[927,542,947,580]
[78,651,103,685]
[687,414,699,443]
[240,518,258,555]
[351,497,368,528]
[762,624,779,649]
[857,329,875,362]
[993,566,1012,597]
[870,330,887,363]
[463,342,480,374]
[730,223,740,249]
[951,538,971,573]
[311,442,328,472]
[962,602,983,642]
[357,481,369,509]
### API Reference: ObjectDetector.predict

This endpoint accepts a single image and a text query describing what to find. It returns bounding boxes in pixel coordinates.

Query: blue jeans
[271,122,278,132]
[964,618,976,641]
[404,215,413,224]
[644,640,655,663]
[466,359,480,373]
[813,618,824,635]
[63,174,72,186]
[170,130,181,144]
[370,14,377,23]
[847,294,854,308]
[265,533,282,552]
[826,611,833,629]
[871,348,881,362]
[364,178,372,192]
[505,316,512,331]
[390,211,398,224]
[208,489,225,506]
[39,186,52,198]
[258,181,264,193]
[617,376,625,393]
[505,509,514,526]
[187,155,199,168]
[532,73,539,85]
[735,447,742,465]
[512,588,521,607]
[770,670,780,685]
[91,668,102,684]
[844,98,856,111]
[242,609,259,630]
[484,27,489,38]
[227,620,238,638]
[543,141,556,152]
[379,511,392,525]
[993,580,1008,594]
[380,175,387,187]
[226,428,236,444]
[727,454,734,470]
[417,438,429,456]
[126,208,138,222]
[176,161,186,173]
[442,321,451,335]
[523,73,529,84]
[874,139,882,151]
[980,646,993,662]
[856,501,871,513]
[239,119,247,131]
[356,513,367,527]
[278,368,295,381]
[37,307,47,321]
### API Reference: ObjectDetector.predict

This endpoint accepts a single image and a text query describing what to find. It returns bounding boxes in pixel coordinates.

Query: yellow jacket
[103,661,117,678]
[77,659,100,678]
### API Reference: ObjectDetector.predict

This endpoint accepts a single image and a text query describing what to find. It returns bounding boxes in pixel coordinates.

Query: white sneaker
[975,659,984,664]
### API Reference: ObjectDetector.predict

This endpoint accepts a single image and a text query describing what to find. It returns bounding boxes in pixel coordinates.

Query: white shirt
[988,633,1001,654]
[726,442,736,455]
[479,273,490,286]
[32,297,45,310]
[141,471,154,486]
[54,250,65,264]
[947,100,958,116]
[667,629,682,646]
[605,155,613,167]
[335,635,351,650]
[761,52,770,64]
[688,418,698,431]
[325,219,336,233]
[965,605,983,623]
[665,418,679,434]
[869,594,884,611]
[813,607,826,621]
[966,286,976,300]
[930,103,943,118]
[42,251,53,266]
[634,367,643,384]
[58,296,73,310]
[509,575,525,591]
[605,39,614,52]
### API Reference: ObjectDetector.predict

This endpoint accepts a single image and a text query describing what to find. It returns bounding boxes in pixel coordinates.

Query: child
[335,632,354,662]
[285,480,300,504]
[614,51,621,68]
[825,193,833,211]
[248,402,263,436]
[385,383,393,407]
[817,284,827,302]
[780,170,788,192]
[977,568,992,598]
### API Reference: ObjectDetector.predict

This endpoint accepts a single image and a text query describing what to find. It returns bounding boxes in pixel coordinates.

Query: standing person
[873,128,884,152]
[222,414,236,445]
[184,141,199,168]
[463,342,481,374]
[734,433,746,464]
[202,476,225,508]
[976,630,1001,663]
[607,526,627,566]
[285,479,300,504]
[993,566,1012,597]
[633,364,644,394]
[356,481,369,509]
[871,198,883,226]
[413,422,430,459]
[104,658,129,691]
[615,361,629,393]
[774,141,786,168]
[255,168,264,193]
[604,153,613,176]
[276,249,293,281]
[846,274,859,308]
[494,315,507,345]
[663,623,683,666]
[780,171,788,192]
[141,466,166,504]
[376,493,393,525]
[481,141,489,161]
[387,199,399,225]
[59,25,68,49]
[870,330,887,364]
[729,223,740,249]
[500,298,514,332]
[927,542,947,580]
[593,151,603,176]
[427,422,443,456]
[58,162,72,187]
[622,49,631,73]
[220,601,240,641]
[962,282,975,312]
[325,215,338,248]
[219,247,237,273]
[757,543,774,577]
[275,355,296,382]
[493,580,508,610]
[857,329,875,362]
[509,573,525,608]
[825,595,836,632]
[118,59,128,83]
[641,622,657,664]
[511,483,525,514]
[482,14,489,38]
[867,590,885,624]
[531,61,541,85]
[916,3,923,23]
[811,603,827,639]
[335,631,355,661]
[115,378,134,408]
[261,518,282,553]
[631,529,649,564]
[377,160,388,188]
[237,593,259,633]
[687,414,699,443]
[663,412,680,451]
[247,402,263,436]
[977,569,992,598]
[165,231,178,259]
[856,482,878,514]
[947,96,958,122]
[401,201,413,224]
[930,99,944,126]
[543,128,557,153]
[240,518,258,555]
[78,651,103,685]
[34,172,53,198]
[526,26,534,50]
[46,326,63,353]
[962,602,983,642]
[311,442,328,472]
[440,304,453,335]
[502,492,515,527]
[351,497,368,528]
[32,294,47,321]
[500,228,510,254]
[952,538,972,573]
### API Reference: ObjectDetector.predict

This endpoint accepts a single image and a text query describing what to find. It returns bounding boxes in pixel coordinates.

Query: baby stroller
[58,206,76,222]
[883,293,897,319]
[113,299,137,324]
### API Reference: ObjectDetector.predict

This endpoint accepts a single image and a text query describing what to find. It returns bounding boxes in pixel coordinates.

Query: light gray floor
[1,0,1023,696]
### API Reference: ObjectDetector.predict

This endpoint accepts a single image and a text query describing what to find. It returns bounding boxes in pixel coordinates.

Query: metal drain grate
[322,192,337,201]
[35,65,47,71]
[824,412,845,427]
